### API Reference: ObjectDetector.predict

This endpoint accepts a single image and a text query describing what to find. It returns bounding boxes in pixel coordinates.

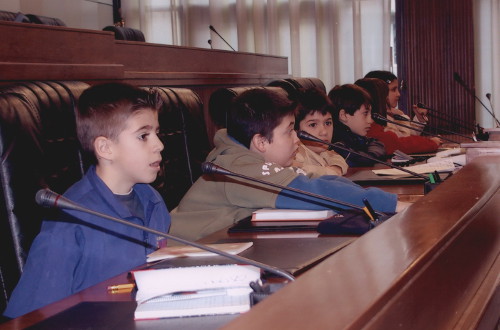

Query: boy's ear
[94,136,113,160]
[338,109,348,124]
[249,133,268,153]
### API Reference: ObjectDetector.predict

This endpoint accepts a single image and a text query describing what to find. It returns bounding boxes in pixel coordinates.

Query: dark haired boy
[171,88,405,241]
[328,84,387,167]
[4,83,170,318]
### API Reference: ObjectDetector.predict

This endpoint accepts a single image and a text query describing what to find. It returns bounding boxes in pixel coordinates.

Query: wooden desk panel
[223,156,500,329]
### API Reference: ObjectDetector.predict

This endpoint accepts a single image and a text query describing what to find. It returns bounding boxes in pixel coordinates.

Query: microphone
[486,93,498,128]
[372,113,462,144]
[201,162,385,216]
[35,189,295,282]
[295,131,430,180]
[208,39,213,49]
[453,72,500,127]
[392,114,475,141]
[209,25,236,51]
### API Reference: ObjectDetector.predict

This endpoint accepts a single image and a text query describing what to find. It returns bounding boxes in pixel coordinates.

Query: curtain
[474,0,500,128]
[121,0,392,91]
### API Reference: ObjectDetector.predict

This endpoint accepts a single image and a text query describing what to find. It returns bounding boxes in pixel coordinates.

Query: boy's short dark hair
[77,82,162,162]
[228,88,297,148]
[328,84,372,121]
[355,78,389,118]
[294,87,334,130]
[364,70,397,84]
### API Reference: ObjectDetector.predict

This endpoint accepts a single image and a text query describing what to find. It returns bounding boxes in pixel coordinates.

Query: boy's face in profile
[339,104,373,137]
[299,111,333,154]
[260,113,300,167]
[104,108,164,192]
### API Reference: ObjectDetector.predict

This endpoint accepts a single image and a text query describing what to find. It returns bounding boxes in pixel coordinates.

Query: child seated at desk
[293,87,348,176]
[170,88,408,241]
[355,78,441,155]
[328,84,387,167]
[4,83,171,318]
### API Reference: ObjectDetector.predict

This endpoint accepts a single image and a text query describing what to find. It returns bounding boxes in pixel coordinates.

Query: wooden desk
[4,158,498,329]
[223,156,500,329]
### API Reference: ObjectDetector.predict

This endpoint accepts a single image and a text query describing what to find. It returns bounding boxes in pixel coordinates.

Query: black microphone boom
[209,25,236,51]
[392,114,475,141]
[372,113,462,144]
[296,130,430,180]
[201,162,385,216]
[453,72,500,127]
[35,188,295,282]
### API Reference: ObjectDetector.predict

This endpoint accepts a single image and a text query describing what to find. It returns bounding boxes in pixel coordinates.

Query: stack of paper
[133,264,261,320]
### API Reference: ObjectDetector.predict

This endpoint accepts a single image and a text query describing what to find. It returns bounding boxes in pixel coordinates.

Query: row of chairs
[0,10,65,26]
[0,77,325,315]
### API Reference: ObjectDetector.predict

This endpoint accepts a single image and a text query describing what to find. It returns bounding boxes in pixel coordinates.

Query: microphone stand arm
[297,131,430,180]
[51,193,295,282]
[376,115,462,144]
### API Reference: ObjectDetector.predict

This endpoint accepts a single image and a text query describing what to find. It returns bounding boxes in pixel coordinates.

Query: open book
[132,264,260,320]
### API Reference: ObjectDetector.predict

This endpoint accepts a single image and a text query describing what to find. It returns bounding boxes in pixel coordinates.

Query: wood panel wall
[395,0,475,134]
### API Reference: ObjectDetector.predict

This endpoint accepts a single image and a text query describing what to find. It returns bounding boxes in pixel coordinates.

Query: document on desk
[132,264,260,320]
[147,242,253,262]
[372,159,456,176]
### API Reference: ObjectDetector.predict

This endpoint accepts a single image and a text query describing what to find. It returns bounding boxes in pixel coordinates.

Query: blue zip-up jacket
[4,166,170,318]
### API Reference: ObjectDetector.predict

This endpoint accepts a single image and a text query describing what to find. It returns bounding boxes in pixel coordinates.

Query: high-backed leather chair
[0,81,89,314]
[208,86,289,129]
[267,77,327,97]
[25,14,66,26]
[103,26,146,42]
[153,87,210,210]
[0,10,30,23]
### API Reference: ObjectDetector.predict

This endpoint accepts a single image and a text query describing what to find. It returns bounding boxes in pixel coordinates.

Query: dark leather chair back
[103,26,146,42]
[0,10,30,23]
[208,86,289,129]
[25,14,66,26]
[267,77,327,97]
[152,87,210,210]
[0,81,88,314]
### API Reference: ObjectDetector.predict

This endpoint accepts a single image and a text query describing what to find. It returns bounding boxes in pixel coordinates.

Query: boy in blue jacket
[4,83,171,318]
[171,88,408,241]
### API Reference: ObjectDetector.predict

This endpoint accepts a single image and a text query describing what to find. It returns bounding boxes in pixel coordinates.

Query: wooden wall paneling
[395,0,475,134]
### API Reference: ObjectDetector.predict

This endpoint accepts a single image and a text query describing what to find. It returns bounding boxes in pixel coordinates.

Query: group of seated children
[5,72,425,319]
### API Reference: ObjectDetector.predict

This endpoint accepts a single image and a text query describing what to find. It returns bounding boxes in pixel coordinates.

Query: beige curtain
[122,0,392,91]
[474,0,500,127]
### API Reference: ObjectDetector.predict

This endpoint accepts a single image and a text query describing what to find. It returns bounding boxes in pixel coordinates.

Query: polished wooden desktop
[2,157,499,329]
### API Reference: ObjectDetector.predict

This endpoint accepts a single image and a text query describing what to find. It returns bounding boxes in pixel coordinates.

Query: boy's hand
[412,104,428,123]
[429,136,442,146]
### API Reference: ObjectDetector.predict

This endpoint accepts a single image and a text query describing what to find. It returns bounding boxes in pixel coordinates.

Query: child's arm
[276,174,398,213]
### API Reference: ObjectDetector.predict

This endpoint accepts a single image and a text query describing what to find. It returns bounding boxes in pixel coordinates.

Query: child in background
[4,83,170,318]
[364,70,437,141]
[328,84,386,167]
[171,88,406,241]
[293,87,348,176]
[355,78,441,155]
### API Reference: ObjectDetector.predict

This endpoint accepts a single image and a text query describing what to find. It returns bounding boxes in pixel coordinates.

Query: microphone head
[416,102,426,108]
[453,72,462,83]
[35,188,57,208]
[393,114,409,121]
[209,25,215,32]
[486,93,492,100]
[201,162,232,176]
[296,131,323,143]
